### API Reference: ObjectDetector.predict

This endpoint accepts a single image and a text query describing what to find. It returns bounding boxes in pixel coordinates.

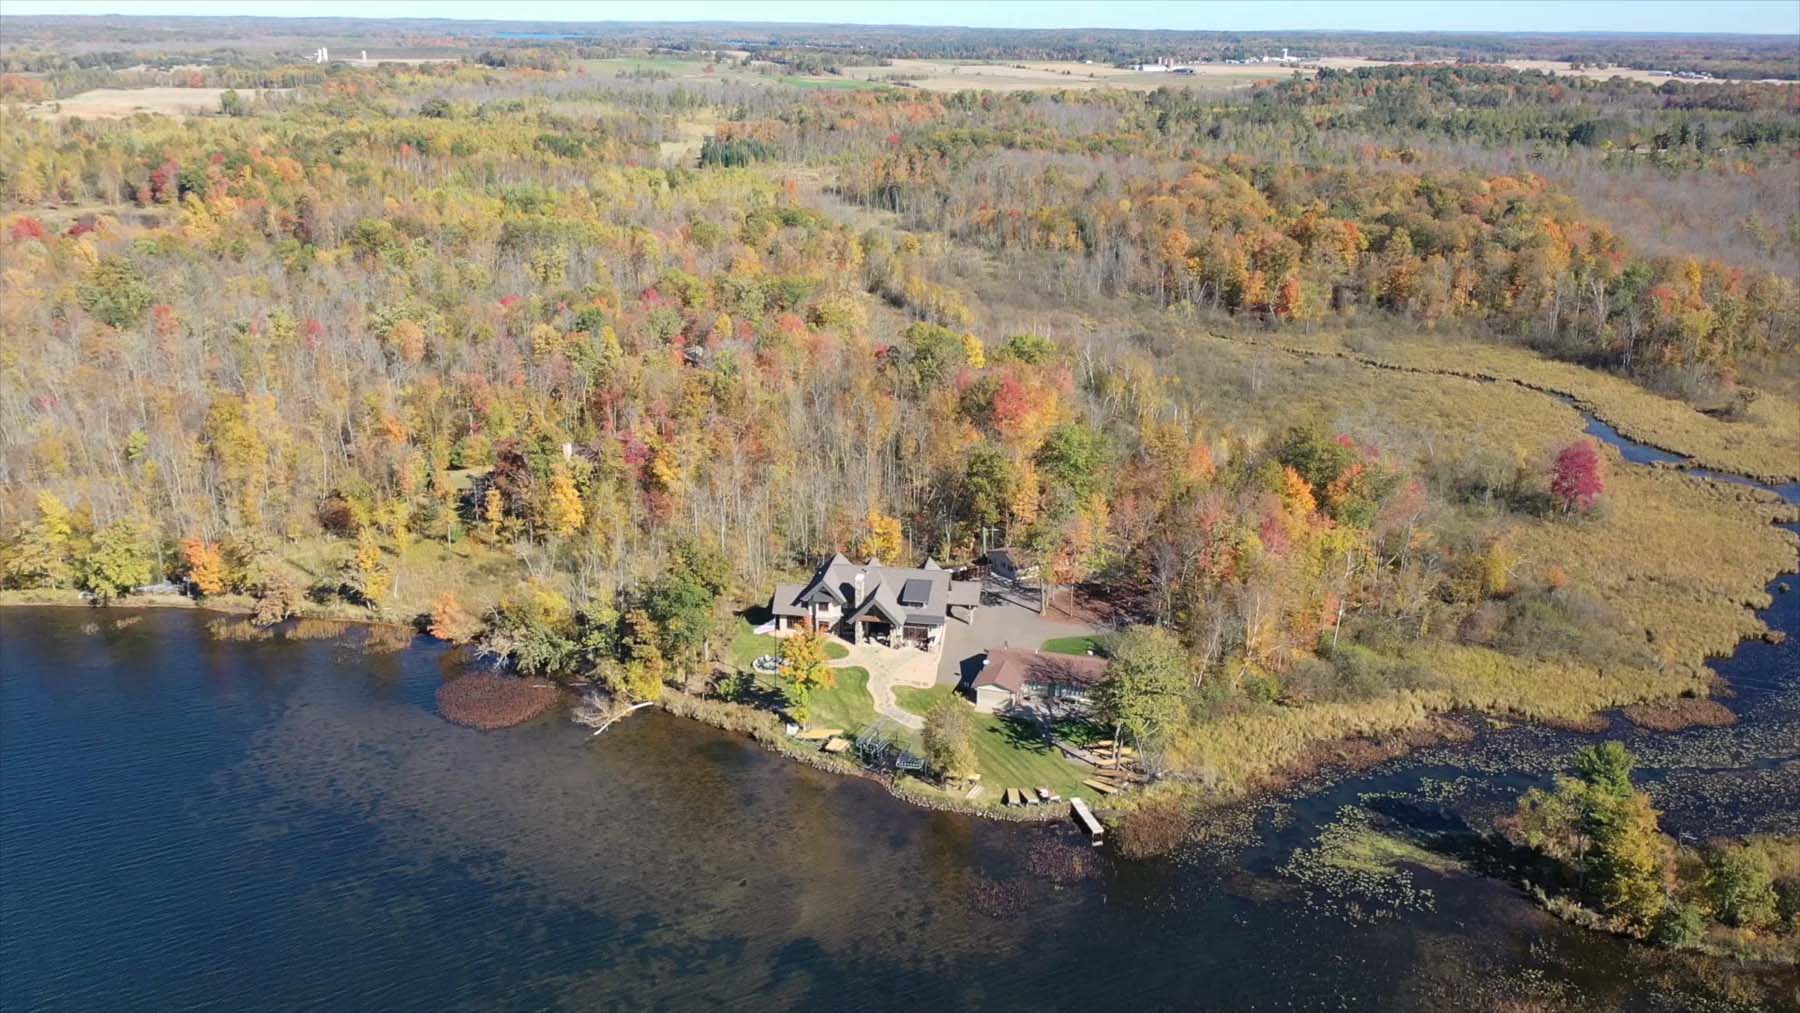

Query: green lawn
[777,75,885,90]
[729,619,847,669]
[579,57,706,75]
[893,685,1091,799]
[810,666,875,734]
[1041,634,1108,657]
[894,684,951,716]
[965,712,1093,799]
[756,665,874,734]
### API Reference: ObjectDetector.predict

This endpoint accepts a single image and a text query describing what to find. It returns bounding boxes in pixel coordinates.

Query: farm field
[827,57,1283,91]
[26,86,289,119]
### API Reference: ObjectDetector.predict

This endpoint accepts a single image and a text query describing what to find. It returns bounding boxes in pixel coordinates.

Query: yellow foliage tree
[352,528,392,606]
[1279,466,1318,517]
[778,622,836,723]
[390,319,426,364]
[544,465,585,537]
[961,332,986,369]
[854,510,903,563]
[482,487,507,542]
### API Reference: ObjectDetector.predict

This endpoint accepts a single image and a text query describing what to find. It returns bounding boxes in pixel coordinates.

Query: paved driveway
[937,600,1101,687]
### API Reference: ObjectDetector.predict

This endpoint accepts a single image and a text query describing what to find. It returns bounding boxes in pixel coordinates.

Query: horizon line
[0,14,1795,40]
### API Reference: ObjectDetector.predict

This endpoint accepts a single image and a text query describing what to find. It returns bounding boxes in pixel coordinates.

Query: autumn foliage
[1551,439,1607,514]
[179,537,227,597]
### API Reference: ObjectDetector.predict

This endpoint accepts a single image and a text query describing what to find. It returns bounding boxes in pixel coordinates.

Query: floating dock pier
[1070,797,1103,838]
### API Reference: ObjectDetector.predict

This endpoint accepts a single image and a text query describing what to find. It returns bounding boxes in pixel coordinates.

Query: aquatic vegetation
[964,873,1031,920]
[285,618,358,640]
[205,617,275,642]
[1622,698,1738,732]
[1109,790,1195,859]
[1282,805,1451,921]
[1024,834,1101,885]
[436,674,560,730]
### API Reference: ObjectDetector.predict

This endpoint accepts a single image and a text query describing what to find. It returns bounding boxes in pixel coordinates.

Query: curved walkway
[831,641,936,730]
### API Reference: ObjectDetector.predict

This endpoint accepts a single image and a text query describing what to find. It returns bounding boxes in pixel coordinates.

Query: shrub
[76,258,154,329]
[1493,586,1651,669]
[1651,899,1705,949]
[249,573,301,626]
[1302,642,1439,703]
[922,696,977,781]
[428,592,483,644]
[1705,846,1779,930]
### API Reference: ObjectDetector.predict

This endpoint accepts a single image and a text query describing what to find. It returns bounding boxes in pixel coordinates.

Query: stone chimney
[852,570,865,606]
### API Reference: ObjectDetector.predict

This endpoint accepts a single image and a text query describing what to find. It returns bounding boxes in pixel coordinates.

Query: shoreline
[0,589,420,630]
[3,584,1792,826]
[8,593,1797,966]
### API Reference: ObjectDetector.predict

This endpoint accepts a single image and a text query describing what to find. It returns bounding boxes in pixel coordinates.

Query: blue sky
[4,0,1797,35]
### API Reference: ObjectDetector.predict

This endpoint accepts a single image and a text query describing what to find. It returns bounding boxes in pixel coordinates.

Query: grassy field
[776,75,886,91]
[276,536,525,623]
[28,87,292,120]
[829,58,1279,93]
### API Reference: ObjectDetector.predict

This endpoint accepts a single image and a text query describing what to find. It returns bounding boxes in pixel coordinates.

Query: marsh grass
[351,624,416,655]
[206,617,275,642]
[286,618,358,640]
[1121,325,1800,798]
[1229,327,1800,481]
[1621,698,1738,731]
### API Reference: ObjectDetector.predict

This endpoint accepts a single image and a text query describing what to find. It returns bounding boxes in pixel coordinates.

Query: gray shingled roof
[776,555,967,628]
[770,583,809,618]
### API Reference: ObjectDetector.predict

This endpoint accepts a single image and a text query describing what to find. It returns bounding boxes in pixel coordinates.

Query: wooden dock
[1070,797,1103,837]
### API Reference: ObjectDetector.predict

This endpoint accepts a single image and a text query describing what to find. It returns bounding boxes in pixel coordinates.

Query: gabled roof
[776,555,966,627]
[970,648,1108,696]
[771,583,809,618]
[845,583,910,627]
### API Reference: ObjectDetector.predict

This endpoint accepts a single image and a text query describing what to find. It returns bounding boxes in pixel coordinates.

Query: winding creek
[1,418,1796,1010]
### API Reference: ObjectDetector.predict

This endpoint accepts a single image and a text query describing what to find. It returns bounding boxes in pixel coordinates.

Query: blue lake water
[5,604,1795,1010]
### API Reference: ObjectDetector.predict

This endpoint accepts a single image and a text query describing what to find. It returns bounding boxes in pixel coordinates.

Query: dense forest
[1,38,1796,819]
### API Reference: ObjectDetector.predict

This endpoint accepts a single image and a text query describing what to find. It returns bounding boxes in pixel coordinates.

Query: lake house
[770,554,981,650]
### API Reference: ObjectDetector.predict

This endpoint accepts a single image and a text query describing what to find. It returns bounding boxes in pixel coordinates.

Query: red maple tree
[1550,439,1606,513]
